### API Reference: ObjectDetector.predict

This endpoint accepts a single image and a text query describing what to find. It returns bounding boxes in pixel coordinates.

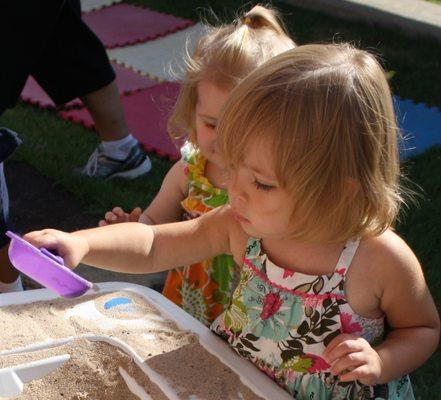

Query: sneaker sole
[106,157,152,180]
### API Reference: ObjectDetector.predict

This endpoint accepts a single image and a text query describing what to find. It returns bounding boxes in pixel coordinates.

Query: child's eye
[204,122,216,129]
[253,179,274,191]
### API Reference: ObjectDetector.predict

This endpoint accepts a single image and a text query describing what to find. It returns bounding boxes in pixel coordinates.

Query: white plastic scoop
[0,354,70,398]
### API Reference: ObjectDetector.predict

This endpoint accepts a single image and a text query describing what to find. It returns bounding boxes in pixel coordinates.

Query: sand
[147,342,261,400]
[0,291,196,359]
[0,291,265,399]
[0,339,168,400]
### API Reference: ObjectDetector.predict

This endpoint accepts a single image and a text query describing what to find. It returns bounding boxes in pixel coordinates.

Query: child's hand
[323,333,382,385]
[98,207,142,226]
[23,229,89,269]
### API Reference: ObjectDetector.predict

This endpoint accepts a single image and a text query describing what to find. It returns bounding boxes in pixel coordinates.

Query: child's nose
[213,140,220,153]
[227,170,247,203]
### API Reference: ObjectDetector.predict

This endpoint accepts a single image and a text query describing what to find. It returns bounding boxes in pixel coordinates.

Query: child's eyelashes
[203,121,216,129]
[253,179,274,191]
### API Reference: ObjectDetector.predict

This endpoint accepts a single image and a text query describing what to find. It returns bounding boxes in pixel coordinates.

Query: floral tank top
[211,237,414,399]
[162,143,238,326]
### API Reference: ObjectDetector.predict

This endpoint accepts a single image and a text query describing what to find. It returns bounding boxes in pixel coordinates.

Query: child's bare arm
[24,206,233,274]
[324,232,440,385]
[99,207,142,226]
[99,160,187,226]
[138,159,188,225]
[372,235,440,382]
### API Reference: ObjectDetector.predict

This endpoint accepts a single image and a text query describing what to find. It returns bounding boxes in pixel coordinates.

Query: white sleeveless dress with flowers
[211,237,414,399]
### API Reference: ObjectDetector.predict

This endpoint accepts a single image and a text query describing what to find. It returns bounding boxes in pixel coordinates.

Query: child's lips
[232,209,249,223]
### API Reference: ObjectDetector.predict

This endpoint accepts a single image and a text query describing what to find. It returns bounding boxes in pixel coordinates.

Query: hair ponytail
[240,5,288,36]
[168,4,296,144]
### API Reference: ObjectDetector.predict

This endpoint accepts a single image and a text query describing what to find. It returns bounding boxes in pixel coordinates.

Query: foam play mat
[82,4,194,49]
[395,96,441,158]
[59,82,181,160]
[0,283,291,399]
[81,0,123,12]
[21,63,159,109]
[108,23,207,81]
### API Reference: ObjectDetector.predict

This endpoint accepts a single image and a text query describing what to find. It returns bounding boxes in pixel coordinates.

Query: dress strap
[334,238,361,276]
[245,237,262,259]
[181,141,206,179]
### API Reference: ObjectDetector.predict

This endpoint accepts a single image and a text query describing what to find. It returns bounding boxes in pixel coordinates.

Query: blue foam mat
[395,96,441,158]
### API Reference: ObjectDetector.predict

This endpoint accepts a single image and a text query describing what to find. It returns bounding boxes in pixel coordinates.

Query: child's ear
[346,177,360,201]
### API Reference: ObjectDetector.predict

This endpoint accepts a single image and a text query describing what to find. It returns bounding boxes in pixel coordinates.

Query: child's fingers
[24,229,63,251]
[133,207,142,215]
[129,207,142,222]
[339,365,370,383]
[330,352,364,376]
[22,231,42,248]
[323,334,360,364]
[105,211,117,222]
[98,219,108,227]
[24,230,87,269]
[112,207,125,217]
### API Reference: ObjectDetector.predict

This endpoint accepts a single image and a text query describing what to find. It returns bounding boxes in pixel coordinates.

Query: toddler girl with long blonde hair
[99,5,296,326]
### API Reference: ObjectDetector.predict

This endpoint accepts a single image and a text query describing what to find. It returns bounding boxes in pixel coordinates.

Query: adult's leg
[31,0,151,179]
[80,80,129,142]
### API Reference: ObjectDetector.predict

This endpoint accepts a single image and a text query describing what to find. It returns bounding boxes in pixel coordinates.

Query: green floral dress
[162,143,239,326]
[211,237,414,399]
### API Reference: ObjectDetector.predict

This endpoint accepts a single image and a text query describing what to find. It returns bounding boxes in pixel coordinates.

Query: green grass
[1,104,172,215]
[1,1,440,398]
[396,147,441,398]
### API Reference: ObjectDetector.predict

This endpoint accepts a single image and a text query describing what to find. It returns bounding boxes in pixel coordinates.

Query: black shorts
[0,0,115,113]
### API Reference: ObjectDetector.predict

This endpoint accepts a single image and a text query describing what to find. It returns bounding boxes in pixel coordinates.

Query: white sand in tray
[0,291,196,359]
[147,341,263,400]
[0,339,168,400]
[0,290,265,399]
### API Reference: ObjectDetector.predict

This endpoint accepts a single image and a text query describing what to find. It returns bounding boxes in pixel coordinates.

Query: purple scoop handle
[6,231,92,298]
[40,248,64,265]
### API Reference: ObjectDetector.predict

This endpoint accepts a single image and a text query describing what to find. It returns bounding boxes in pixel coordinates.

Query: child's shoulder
[355,230,422,291]
[359,230,419,271]
[346,230,422,317]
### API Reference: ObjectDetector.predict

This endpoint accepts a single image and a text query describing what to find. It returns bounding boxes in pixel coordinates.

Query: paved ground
[283,0,441,40]
[6,160,166,291]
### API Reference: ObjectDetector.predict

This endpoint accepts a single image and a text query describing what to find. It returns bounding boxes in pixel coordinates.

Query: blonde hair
[168,5,296,144]
[218,43,405,242]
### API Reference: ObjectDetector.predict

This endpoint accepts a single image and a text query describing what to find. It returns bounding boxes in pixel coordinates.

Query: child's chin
[240,222,258,236]
[210,154,225,168]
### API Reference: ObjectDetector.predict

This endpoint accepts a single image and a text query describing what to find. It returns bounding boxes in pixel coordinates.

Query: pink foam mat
[82,3,194,49]
[20,63,158,109]
[59,82,181,160]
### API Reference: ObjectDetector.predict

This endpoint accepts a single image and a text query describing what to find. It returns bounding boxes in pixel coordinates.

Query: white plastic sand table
[0,282,292,399]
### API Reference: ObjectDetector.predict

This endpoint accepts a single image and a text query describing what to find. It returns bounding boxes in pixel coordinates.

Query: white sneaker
[76,143,152,180]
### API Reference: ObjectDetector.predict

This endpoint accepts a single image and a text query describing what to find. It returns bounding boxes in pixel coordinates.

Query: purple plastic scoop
[6,231,92,298]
